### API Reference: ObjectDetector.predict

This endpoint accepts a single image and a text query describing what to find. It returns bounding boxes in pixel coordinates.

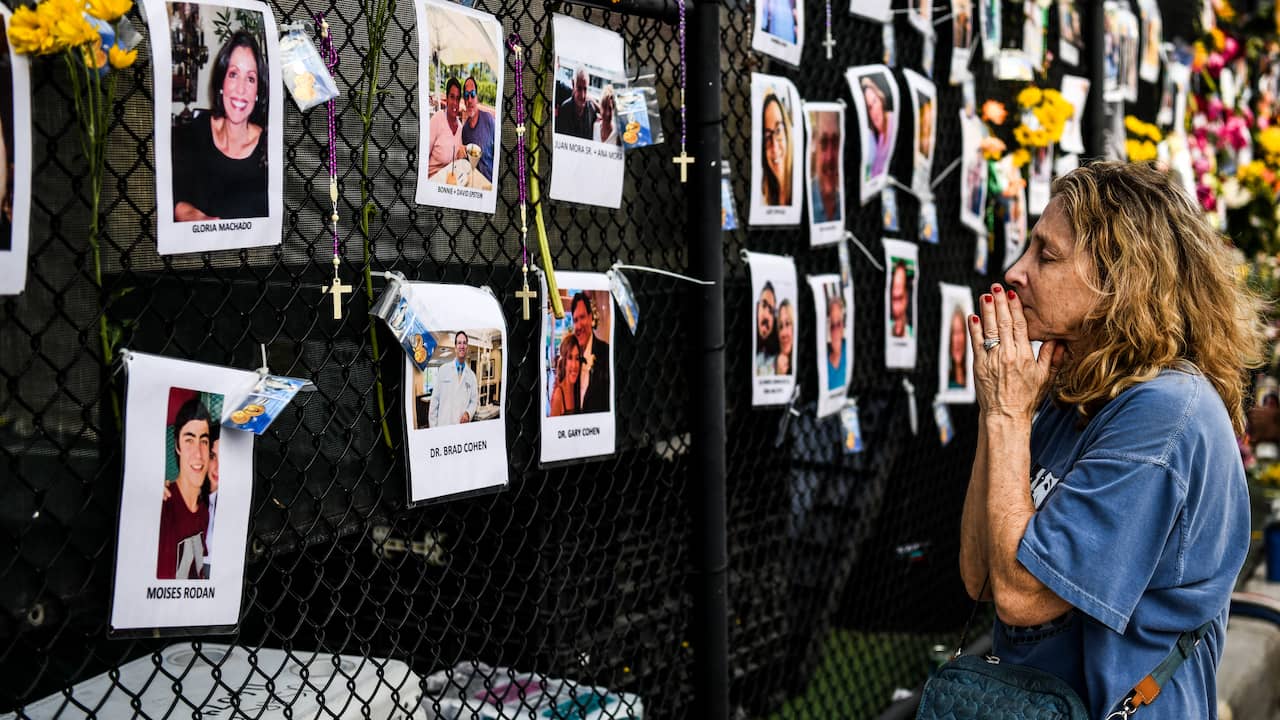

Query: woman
[947,306,967,388]
[172,30,269,222]
[593,84,619,145]
[827,292,847,389]
[959,162,1263,719]
[550,333,581,417]
[774,299,794,376]
[861,75,893,179]
[889,260,910,338]
[760,91,793,206]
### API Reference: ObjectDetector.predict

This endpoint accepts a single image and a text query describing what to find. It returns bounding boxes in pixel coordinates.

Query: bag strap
[1104,620,1215,720]
[951,576,990,660]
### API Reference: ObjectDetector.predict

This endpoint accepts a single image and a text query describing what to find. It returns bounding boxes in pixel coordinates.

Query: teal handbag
[917,595,1212,720]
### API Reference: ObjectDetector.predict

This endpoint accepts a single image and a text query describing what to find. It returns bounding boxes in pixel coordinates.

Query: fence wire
[0,0,1090,715]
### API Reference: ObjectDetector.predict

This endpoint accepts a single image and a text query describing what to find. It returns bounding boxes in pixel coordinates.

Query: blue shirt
[827,343,846,389]
[994,367,1249,719]
[461,109,497,182]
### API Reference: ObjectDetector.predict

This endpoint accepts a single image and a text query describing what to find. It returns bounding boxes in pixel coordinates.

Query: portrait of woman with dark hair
[760,90,793,206]
[171,28,269,222]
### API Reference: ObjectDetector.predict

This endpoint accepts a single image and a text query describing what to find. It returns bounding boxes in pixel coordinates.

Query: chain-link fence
[0,0,1096,715]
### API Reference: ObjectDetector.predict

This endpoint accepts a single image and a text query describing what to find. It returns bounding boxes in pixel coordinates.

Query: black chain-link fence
[0,0,1096,715]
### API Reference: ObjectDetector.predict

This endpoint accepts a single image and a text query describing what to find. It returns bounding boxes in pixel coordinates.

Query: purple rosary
[672,0,694,182]
[318,15,351,320]
[508,34,537,320]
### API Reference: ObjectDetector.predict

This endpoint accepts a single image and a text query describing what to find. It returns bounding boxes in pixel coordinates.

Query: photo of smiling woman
[846,65,899,205]
[149,0,281,255]
[750,73,803,226]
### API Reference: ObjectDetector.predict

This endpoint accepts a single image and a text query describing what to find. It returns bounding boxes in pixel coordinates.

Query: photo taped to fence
[951,0,975,84]
[748,251,798,406]
[0,4,31,296]
[414,0,503,214]
[540,271,617,464]
[402,283,508,504]
[883,239,918,369]
[548,14,626,209]
[959,110,987,235]
[750,73,803,226]
[937,283,976,404]
[147,0,282,255]
[845,65,899,206]
[904,69,936,199]
[809,274,853,419]
[111,353,256,635]
[804,101,845,246]
[752,0,803,66]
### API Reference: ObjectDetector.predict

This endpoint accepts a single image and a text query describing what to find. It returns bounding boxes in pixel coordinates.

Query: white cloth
[430,362,479,427]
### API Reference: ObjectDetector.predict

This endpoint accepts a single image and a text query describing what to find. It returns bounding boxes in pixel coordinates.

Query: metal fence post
[686,0,729,717]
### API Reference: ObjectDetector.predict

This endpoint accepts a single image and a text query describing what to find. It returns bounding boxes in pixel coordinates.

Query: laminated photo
[146,0,282,255]
[1028,143,1053,216]
[1057,0,1082,66]
[846,65,899,205]
[804,101,846,246]
[937,283,975,404]
[414,0,504,214]
[904,69,936,198]
[549,14,626,209]
[748,251,798,406]
[959,110,988,235]
[1058,75,1089,154]
[883,239,918,370]
[1023,0,1045,69]
[753,0,804,66]
[0,4,31,296]
[750,73,804,226]
[850,0,892,22]
[110,352,260,634]
[980,0,1001,61]
[402,283,508,504]
[808,274,853,418]
[540,271,616,464]
[1003,180,1028,270]
[951,0,975,84]
[1138,0,1162,84]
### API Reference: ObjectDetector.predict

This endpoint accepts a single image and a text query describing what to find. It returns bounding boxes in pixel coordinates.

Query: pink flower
[1193,155,1211,175]
[1207,52,1225,75]
[1197,183,1216,212]
[1225,116,1251,150]
[1223,36,1240,61]
[1262,116,1272,130]
[1207,97,1225,121]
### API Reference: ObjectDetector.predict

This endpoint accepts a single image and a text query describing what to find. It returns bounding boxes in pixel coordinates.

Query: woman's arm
[174,202,217,222]
[550,385,565,417]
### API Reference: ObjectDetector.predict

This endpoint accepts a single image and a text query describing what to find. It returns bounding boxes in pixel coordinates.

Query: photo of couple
[546,289,612,417]
[748,252,798,406]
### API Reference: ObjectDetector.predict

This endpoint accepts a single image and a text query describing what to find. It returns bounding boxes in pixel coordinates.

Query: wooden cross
[823,34,836,60]
[516,279,538,320]
[673,150,695,183]
[324,275,352,320]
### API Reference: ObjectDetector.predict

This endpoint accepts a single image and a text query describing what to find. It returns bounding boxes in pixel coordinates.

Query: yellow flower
[1016,86,1043,108]
[1124,115,1143,134]
[978,136,1006,159]
[42,0,99,51]
[1215,0,1235,23]
[8,5,55,55]
[1210,27,1225,51]
[1013,124,1033,146]
[1261,126,1280,157]
[1125,139,1144,161]
[1192,41,1208,70]
[85,0,130,21]
[107,43,135,68]
[1145,123,1163,142]
[1011,148,1030,168]
[83,42,105,69]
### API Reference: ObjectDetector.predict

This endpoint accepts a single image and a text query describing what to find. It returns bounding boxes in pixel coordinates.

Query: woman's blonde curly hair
[1049,161,1267,435]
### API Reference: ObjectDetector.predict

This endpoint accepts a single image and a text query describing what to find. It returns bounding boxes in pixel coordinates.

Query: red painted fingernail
[983,294,992,303]
[991,284,1002,293]
[1007,289,1016,299]
[971,315,980,324]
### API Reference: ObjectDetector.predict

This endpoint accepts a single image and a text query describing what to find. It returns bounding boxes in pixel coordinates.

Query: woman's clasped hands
[968,283,1066,423]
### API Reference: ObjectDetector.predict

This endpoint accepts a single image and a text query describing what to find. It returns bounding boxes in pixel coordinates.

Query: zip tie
[932,11,952,25]
[113,348,134,377]
[930,156,962,189]
[612,263,716,286]
[845,231,883,271]
[739,248,752,264]
[257,343,269,377]
[888,177,914,194]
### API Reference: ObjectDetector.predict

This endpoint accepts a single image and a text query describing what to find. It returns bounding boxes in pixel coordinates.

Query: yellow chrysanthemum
[107,43,135,68]
[1016,86,1043,108]
[1216,0,1235,23]
[85,0,130,21]
[1193,41,1208,70]
[8,5,55,55]
[1124,115,1143,134]
[42,0,99,51]
[1011,148,1030,168]
[1013,124,1033,146]
[1261,126,1280,157]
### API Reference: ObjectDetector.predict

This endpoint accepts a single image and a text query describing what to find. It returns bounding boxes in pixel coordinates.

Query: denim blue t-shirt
[992,367,1250,719]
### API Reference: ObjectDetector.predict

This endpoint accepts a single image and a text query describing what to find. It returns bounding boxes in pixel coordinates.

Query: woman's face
[864,84,886,136]
[757,289,776,341]
[778,305,794,353]
[601,95,615,125]
[565,344,581,384]
[221,46,259,125]
[828,301,844,348]
[763,100,787,181]
[890,265,909,323]
[1005,199,1100,342]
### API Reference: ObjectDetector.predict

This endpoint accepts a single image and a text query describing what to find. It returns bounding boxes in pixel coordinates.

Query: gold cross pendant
[324,273,352,320]
[515,271,537,320]
[673,150,695,183]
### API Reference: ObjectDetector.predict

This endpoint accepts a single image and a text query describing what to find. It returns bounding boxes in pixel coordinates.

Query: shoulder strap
[952,576,990,660]
[1105,620,1214,719]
